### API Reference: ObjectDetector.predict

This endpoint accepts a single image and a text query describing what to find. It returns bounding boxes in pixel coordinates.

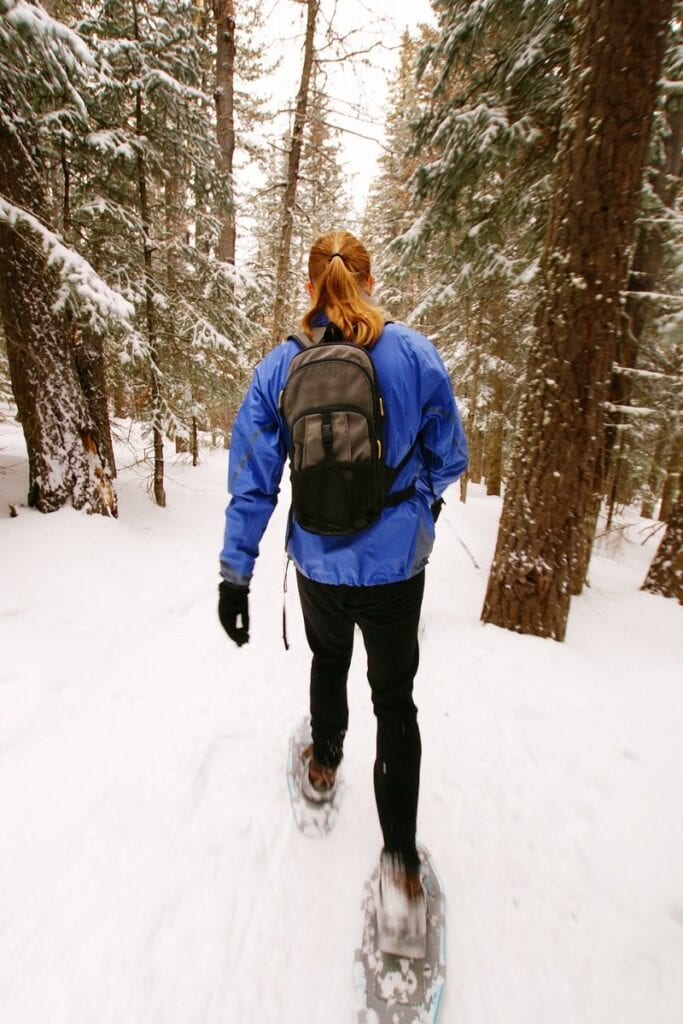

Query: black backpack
[279,323,415,535]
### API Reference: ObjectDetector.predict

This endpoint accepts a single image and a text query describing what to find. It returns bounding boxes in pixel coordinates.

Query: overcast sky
[251,0,436,217]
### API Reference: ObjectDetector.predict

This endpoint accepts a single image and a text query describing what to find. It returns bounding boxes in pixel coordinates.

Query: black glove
[431,497,444,523]
[218,580,250,646]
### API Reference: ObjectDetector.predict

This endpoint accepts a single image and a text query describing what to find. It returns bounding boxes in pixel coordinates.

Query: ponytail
[301,231,387,347]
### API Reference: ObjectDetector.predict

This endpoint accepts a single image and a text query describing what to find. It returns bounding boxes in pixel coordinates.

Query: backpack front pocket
[292,410,373,470]
[292,460,383,535]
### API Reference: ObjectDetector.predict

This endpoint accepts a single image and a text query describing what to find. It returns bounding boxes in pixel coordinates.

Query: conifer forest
[1,0,682,638]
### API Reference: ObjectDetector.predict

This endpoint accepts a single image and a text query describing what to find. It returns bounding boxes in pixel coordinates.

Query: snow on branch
[191,318,237,355]
[611,364,675,381]
[1,0,98,119]
[87,130,138,161]
[140,69,210,105]
[2,0,94,69]
[604,402,682,419]
[0,196,140,340]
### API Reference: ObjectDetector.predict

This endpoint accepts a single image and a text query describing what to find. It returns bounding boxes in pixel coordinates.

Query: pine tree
[481,0,673,640]
[250,74,352,344]
[404,0,572,296]
[73,0,255,498]
[363,28,436,325]
[0,0,140,514]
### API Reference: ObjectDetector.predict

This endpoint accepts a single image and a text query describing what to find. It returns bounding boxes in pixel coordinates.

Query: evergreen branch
[0,194,138,333]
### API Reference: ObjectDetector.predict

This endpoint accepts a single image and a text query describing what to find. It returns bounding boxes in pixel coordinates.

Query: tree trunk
[642,490,683,602]
[62,135,117,481]
[484,401,504,497]
[468,427,484,484]
[0,91,116,516]
[192,415,199,466]
[460,348,480,502]
[137,147,165,508]
[72,320,117,480]
[213,0,236,267]
[571,492,602,595]
[641,427,670,518]
[659,434,681,522]
[604,95,683,511]
[270,0,319,348]
[481,0,672,641]
[133,0,165,508]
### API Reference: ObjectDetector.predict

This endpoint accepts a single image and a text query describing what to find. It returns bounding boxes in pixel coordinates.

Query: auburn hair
[301,230,387,347]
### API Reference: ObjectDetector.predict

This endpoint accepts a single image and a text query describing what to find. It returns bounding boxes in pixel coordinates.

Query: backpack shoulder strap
[289,321,393,350]
[287,326,327,349]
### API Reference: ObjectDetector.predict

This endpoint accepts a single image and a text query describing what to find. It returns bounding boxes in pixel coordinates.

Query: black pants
[296,569,425,869]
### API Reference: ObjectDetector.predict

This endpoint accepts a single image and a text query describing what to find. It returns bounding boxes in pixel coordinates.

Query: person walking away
[218,230,468,956]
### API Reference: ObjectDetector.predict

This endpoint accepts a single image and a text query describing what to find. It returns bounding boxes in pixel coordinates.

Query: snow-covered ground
[1,413,682,1024]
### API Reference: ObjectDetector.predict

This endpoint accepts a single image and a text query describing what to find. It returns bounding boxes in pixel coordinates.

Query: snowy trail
[1,421,682,1024]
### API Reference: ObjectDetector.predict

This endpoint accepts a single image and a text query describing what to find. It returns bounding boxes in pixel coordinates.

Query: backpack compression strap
[384,442,418,506]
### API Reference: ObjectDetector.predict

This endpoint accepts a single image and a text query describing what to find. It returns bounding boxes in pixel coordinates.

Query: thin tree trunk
[605,427,625,530]
[604,95,683,518]
[659,435,681,522]
[468,427,484,484]
[213,0,236,267]
[481,0,672,641]
[133,1,166,508]
[460,348,480,503]
[484,403,504,497]
[642,490,683,602]
[641,427,670,517]
[0,90,116,515]
[270,0,319,348]
[192,415,199,466]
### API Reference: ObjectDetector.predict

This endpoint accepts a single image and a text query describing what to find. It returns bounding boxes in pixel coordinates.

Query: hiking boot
[376,850,427,959]
[301,744,338,804]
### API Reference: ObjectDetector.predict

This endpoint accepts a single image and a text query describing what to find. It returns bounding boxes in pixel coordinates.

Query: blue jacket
[220,321,468,587]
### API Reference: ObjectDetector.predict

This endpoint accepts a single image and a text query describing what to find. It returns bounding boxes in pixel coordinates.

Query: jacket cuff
[220,563,252,587]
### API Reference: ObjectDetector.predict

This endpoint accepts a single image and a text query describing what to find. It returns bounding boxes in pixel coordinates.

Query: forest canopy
[1,0,681,626]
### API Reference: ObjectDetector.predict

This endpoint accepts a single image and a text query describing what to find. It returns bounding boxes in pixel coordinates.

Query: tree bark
[642,490,683,602]
[270,0,319,348]
[213,0,236,267]
[484,396,504,497]
[468,427,484,484]
[481,0,672,640]
[0,90,117,516]
[72,319,117,480]
[604,95,683,513]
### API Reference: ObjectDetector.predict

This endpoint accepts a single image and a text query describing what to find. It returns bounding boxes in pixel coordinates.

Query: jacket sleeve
[415,345,469,502]
[219,353,288,585]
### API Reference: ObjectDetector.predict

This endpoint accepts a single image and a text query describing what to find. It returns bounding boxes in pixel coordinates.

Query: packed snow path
[1,420,682,1024]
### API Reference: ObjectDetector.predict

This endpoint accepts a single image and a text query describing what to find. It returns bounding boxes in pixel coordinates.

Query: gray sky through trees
[239,0,434,252]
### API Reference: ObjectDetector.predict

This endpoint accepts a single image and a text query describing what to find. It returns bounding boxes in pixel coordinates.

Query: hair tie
[329,252,345,262]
